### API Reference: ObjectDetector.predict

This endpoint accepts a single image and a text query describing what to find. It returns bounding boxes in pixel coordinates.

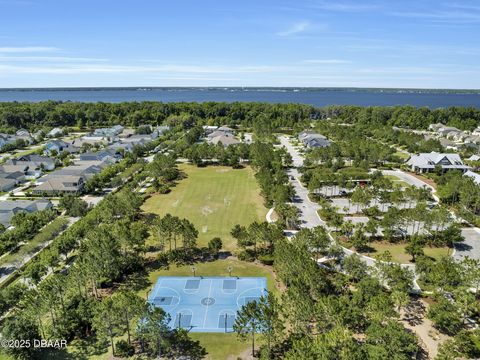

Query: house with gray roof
[7,155,56,171]
[298,130,331,148]
[407,152,471,173]
[32,175,85,196]
[45,140,79,156]
[47,127,64,138]
[0,163,42,180]
[207,133,240,147]
[0,199,53,227]
[79,149,119,162]
[464,171,480,185]
[0,178,17,192]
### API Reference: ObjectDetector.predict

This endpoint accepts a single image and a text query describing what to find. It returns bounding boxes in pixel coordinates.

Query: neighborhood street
[280,135,480,264]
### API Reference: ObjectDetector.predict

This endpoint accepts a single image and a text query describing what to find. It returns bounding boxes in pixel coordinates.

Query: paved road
[381,169,435,192]
[288,168,325,228]
[455,228,480,261]
[279,135,304,167]
[279,135,419,288]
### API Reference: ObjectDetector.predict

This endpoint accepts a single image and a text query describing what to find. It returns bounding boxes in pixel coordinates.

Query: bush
[115,339,135,357]
[258,254,274,265]
[237,249,256,262]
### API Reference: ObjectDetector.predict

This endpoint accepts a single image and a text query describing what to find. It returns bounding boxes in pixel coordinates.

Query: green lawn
[363,242,450,264]
[393,151,410,161]
[142,164,268,251]
[139,258,278,359]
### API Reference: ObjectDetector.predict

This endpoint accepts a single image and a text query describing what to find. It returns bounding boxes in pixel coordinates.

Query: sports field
[148,276,267,332]
[142,164,268,250]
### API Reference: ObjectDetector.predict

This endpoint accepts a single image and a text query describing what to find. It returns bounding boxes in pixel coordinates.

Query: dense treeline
[321,105,480,130]
[0,101,314,132]
[245,233,421,359]
[2,102,478,134]
[0,208,58,255]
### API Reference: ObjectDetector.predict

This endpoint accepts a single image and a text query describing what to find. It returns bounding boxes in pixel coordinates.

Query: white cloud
[0,46,59,53]
[302,59,351,64]
[0,56,108,62]
[0,63,284,75]
[277,21,311,36]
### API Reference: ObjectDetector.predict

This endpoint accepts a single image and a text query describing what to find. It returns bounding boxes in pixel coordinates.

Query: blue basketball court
[147,276,267,332]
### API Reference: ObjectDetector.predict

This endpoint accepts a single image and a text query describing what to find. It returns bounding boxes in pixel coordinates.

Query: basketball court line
[202,279,214,329]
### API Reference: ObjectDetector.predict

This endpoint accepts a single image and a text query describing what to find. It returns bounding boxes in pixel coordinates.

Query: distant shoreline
[0,87,479,94]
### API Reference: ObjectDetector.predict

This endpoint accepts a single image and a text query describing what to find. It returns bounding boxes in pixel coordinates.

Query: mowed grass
[364,242,450,264]
[142,164,268,251]
[139,258,279,359]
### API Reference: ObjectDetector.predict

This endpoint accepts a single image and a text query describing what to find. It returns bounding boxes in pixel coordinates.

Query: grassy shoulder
[142,164,268,251]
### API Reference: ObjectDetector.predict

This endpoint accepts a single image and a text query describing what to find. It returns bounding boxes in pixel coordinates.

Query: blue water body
[0,88,479,108]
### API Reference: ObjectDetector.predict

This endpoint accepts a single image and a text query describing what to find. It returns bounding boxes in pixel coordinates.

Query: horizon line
[0,86,479,92]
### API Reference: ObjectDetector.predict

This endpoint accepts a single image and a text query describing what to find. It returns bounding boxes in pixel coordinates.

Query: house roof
[0,178,16,187]
[208,133,240,146]
[304,137,331,148]
[34,175,84,192]
[0,199,52,213]
[0,171,24,180]
[467,155,480,161]
[407,152,470,169]
[464,171,480,185]
[217,125,234,132]
[0,164,29,173]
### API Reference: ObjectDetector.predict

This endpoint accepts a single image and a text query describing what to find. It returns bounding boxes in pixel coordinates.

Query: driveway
[381,169,435,191]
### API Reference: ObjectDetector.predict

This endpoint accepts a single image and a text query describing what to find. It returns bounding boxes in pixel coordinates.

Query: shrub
[237,249,256,262]
[115,340,135,357]
[258,254,274,265]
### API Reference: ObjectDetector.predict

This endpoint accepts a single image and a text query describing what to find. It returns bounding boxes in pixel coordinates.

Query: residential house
[93,124,124,137]
[0,171,26,184]
[406,152,471,173]
[151,125,170,138]
[42,160,111,181]
[0,164,41,180]
[45,140,79,156]
[464,135,480,145]
[464,171,480,185]
[473,127,480,136]
[7,155,56,171]
[47,127,64,138]
[0,199,53,228]
[428,123,445,132]
[203,125,219,134]
[0,178,17,192]
[107,142,136,153]
[207,133,240,147]
[298,130,331,148]
[79,150,119,162]
[32,175,85,196]
[467,155,480,161]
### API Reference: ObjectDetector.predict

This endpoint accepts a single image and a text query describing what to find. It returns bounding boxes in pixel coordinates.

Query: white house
[407,152,471,173]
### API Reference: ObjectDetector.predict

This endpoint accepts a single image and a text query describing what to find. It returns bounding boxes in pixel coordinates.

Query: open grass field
[142,164,268,251]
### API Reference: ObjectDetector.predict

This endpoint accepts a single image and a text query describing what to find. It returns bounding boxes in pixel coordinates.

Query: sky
[0,0,479,88]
